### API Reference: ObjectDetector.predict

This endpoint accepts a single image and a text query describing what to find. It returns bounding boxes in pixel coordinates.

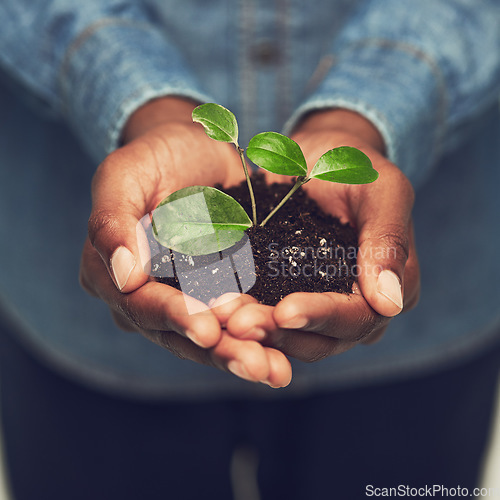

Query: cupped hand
[79,97,291,387]
[226,109,420,361]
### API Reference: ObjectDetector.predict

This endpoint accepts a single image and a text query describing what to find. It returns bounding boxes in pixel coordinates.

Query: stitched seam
[340,38,449,161]
[58,18,152,117]
[239,0,257,141]
[275,0,292,126]
[304,54,336,95]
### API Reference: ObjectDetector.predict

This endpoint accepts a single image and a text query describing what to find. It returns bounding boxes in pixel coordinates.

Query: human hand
[79,97,291,387]
[226,109,420,361]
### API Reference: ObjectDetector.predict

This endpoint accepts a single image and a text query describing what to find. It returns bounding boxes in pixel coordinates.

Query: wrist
[293,109,386,155]
[121,96,200,144]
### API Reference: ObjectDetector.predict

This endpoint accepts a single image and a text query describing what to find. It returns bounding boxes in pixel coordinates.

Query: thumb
[356,222,410,317]
[88,210,151,293]
[353,165,415,317]
[88,154,152,293]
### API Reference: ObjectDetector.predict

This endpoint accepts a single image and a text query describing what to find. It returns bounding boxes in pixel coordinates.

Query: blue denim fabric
[285,0,500,187]
[0,0,499,398]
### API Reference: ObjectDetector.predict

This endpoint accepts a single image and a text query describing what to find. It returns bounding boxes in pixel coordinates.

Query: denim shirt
[0,0,499,399]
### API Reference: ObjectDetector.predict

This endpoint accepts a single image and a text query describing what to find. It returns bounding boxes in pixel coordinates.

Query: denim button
[251,40,280,65]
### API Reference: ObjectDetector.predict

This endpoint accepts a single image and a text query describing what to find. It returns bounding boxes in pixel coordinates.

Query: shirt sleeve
[0,1,214,162]
[283,0,500,187]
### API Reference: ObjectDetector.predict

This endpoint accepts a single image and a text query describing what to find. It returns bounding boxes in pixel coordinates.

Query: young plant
[152,103,378,256]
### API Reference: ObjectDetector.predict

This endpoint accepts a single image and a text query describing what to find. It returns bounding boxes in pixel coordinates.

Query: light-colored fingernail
[377,270,403,311]
[185,330,206,348]
[280,316,307,329]
[261,380,281,389]
[241,327,266,341]
[110,246,136,291]
[228,361,252,381]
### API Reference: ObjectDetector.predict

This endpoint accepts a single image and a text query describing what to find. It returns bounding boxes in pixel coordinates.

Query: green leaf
[192,103,239,144]
[152,186,252,256]
[246,132,307,176]
[310,146,379,184]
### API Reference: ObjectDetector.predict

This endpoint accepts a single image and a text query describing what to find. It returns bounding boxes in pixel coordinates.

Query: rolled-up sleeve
[284,0,500,186]
[0,1,213,161]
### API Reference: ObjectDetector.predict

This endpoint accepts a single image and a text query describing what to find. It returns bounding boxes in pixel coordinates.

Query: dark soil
[149,173,358,306]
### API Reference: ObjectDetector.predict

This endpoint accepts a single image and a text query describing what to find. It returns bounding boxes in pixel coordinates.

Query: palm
[303,179,354,224]
[113,123,246,214]
[225,128,419,361]
[83,117,292,388]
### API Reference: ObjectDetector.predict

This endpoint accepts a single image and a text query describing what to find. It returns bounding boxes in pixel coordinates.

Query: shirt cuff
[59,20,214,162]
[283,40,447,187]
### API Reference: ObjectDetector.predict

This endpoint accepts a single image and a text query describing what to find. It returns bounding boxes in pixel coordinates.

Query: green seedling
[152,103,378,255]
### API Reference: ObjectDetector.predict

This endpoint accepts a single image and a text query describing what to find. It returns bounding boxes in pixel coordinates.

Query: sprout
[152,103,379,255]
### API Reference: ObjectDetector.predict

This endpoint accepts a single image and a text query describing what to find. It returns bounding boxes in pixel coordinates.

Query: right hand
[79,97,292,388]
[226,109,419,361]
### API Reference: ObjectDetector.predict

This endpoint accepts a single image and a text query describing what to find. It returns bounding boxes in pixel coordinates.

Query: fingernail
[280,316,307,329]
[377,270,403,311]
[241,327,266,341]
[261,380,281,389]
[185,330,206,348]
[110,246,136,291]
[228,361,252,381]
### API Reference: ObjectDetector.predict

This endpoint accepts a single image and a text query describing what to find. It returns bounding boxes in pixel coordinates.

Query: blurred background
[0,382,499,499]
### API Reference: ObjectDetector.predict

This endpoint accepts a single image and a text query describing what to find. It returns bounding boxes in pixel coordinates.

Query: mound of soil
[150,173,358,306]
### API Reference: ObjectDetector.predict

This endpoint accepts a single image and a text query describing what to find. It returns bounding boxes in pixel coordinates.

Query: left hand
[79,97,292,387]
[225,109,420,362]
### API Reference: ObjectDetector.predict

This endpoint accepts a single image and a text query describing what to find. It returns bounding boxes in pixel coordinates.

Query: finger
[89,280,281,384]
[87,149,157,294]
[273,292,389,342]
[400,221,420,311]
[226,303,275,341]
[209,293,259,327]
[262,348,292,388]
[225,298,370,342]
[268,328,354,362]
[81,239,222,348]
[353,166,416,317]
[227,302,358,362]
[146,329,291,387]
[211,334,271,382]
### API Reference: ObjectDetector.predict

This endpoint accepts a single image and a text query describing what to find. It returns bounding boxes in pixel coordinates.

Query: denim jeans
[2,321,499,500]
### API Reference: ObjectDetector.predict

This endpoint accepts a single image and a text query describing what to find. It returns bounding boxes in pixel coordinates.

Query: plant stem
[260,176,309,227]
[237,146,257,226]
